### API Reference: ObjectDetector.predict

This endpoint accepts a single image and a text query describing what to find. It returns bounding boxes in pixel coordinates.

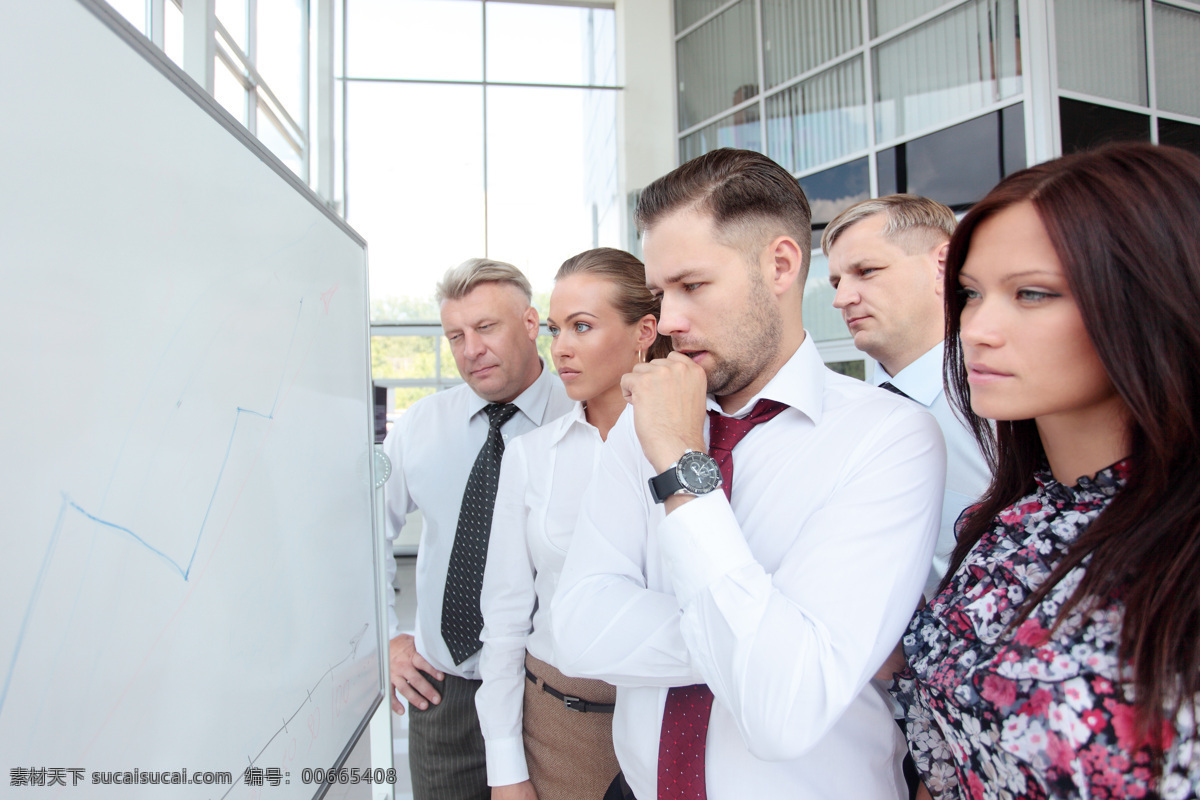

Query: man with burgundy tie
[381,258,573,800]
[823,195,990,598]
[552,149,946,799]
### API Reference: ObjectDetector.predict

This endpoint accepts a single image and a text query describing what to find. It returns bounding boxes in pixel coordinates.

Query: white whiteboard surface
[0,1,385,797]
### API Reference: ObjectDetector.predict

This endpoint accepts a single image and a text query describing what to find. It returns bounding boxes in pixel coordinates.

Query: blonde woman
[476,248,670,800]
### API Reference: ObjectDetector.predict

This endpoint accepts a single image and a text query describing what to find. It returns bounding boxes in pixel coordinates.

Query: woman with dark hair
[475,248,669,800]
[890,142,1200,799]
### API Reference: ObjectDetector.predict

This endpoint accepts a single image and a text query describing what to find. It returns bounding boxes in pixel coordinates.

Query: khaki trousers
[523,652,620,800]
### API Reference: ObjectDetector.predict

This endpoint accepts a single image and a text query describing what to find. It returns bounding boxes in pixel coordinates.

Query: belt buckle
[563,695,585,712]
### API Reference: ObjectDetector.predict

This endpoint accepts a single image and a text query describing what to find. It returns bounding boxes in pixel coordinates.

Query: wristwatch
[648,450,723,504]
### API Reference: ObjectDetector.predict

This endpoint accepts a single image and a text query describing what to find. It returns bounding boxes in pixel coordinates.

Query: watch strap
[648,466,685,504]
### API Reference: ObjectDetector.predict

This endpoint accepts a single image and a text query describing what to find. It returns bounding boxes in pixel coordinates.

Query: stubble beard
[701,270,783,399]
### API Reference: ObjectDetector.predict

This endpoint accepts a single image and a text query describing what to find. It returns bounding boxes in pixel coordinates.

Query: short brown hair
[821,194,957,256]
[635,148,813,277]
[435,258,532,305]
[556,247,672,360]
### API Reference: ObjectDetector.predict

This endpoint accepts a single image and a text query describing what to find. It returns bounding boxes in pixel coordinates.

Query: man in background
[382,258,572,799]
[823,194,990,596]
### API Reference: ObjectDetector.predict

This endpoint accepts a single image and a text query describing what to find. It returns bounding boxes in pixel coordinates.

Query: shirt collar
[705,332,825,425]
[872,341,945,407]
[465,359,556,425]
[546,401,589,446]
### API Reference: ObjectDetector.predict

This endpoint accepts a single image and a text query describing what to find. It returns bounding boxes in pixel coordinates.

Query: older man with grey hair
[823,195,989,597]
[382,258,573,800]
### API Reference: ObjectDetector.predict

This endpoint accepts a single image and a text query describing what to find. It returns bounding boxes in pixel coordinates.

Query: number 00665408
[300,768,397,785]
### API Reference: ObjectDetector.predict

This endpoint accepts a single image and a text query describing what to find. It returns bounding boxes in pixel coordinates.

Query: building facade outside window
[673,0,1200,377]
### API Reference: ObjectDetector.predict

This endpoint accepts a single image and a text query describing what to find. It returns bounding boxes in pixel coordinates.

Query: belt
[525,668,615,713]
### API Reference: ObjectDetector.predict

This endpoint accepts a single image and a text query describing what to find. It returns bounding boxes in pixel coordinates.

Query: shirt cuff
[484,736,530,787]
[658,492,757,608]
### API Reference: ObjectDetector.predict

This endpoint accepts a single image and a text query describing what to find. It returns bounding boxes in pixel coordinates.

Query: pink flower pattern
[891,461,1200,799]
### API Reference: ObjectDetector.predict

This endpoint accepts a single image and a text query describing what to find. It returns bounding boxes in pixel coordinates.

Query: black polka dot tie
[441,402,520,665]
[657,399,788,799]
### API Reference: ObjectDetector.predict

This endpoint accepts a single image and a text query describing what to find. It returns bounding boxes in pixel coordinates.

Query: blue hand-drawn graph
[0,1,383,796]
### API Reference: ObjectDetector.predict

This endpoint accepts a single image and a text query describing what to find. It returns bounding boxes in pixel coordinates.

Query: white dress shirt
[382,363,574,679]
[551,335,946,800]
[476,402,602,786]
[874,341,991,598]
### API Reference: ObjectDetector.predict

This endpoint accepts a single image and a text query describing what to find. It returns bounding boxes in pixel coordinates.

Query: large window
[1054,0,1200,157]
[108,0,311,178]
[674,0,1199,371]
[343,0,621,412]
[674,0,1026,352]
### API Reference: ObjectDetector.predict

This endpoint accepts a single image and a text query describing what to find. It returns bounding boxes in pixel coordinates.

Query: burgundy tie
[657,399,788,800]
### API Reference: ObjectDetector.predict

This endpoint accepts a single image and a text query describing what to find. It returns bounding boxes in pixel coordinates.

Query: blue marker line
[0,500,70,715]
[0,299,308,720]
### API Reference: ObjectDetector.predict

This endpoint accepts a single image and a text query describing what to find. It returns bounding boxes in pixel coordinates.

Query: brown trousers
[523,652,620,800]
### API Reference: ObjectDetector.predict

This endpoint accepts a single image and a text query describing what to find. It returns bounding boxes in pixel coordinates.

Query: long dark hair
[943,142,1200,744]
[556,247,672,360]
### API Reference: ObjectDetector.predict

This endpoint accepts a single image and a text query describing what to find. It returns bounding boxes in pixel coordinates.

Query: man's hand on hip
[388,633,443,714]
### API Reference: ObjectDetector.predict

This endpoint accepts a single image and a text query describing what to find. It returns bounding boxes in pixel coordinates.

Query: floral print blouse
[891,461,1199,799]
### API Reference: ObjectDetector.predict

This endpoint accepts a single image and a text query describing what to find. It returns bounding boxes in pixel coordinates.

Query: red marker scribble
[320,284,338,314]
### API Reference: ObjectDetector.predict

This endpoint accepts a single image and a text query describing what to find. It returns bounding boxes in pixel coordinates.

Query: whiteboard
[0,1,385,797]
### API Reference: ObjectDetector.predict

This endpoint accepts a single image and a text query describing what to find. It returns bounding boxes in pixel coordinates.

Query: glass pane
[390,386,436,415]
[1001,101,1026,176]
[1059,97,1150,154]
[108,0,146,33]
[441,338,461,378]
[334,0,346,213]
[257,104,303,177]
[904,111,1002,207]
[1055,0,1146,106]
[763,0,861,89]
[677,0,757,130]
[257,0,305,120]
[371,296,439,321]
[1154,3,1200,118]
[803,251,851,342]
[878,111,1008,206]
[216,0,247,52]
[826,359,866,379]
[874,0,1021,142]
[679,104,762,162]
[346,82,487,316]
[371,335,440,380]
[871,0,948,37]
[487,4,617,87]
[877,147,901,196]
[486,86,622,298]
[164,0,184,67]
[1159,118,1200,158]
[215,55,248,125]
[799,157,869,227]
[676,0,731,33]
[766,57,867,173]
[346,0,482,82]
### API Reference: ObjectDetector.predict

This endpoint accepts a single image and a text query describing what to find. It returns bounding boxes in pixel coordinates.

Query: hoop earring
[638,349,644,364]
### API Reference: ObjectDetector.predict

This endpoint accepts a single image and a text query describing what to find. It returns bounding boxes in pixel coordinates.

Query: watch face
[677,451,722,494]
